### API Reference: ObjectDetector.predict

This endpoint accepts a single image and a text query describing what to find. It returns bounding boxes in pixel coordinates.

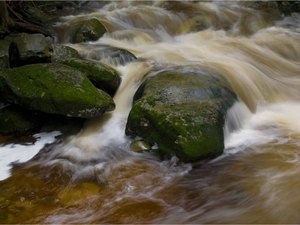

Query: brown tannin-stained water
[1,1,300,223]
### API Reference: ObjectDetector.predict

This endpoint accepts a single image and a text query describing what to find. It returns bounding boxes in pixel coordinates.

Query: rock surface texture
[126,69,237,162]
[0,63,115,118]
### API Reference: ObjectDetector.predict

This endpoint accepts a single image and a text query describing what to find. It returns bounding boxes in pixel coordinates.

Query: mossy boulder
[61,58,121,95]
[70,19,106,43]
[0,63,115,118]
[9,33,53,67]
[0,40,11,68]
[126,69,237,162]
[52,44,80,63]
[0,105,41,135]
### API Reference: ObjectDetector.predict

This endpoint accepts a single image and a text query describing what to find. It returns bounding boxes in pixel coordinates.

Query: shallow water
[1,1,300,223]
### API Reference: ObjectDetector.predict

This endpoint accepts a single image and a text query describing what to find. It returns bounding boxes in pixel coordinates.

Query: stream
[1,1,300,223]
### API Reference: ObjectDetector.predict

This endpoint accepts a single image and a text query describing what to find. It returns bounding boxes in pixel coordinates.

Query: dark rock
[0,39,10,68]
[21,6,55,26]
[9,33,53,67]
[0,105,41,135]
[277,1,300,16]
[52,44,80,63]
[0,63,115,118]
[126,68,237,162]
[70,19,106,43]
[41,114,84,137]
[61,58,121,96]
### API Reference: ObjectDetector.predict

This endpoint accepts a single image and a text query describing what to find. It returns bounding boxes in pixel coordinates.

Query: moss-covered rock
[52,44,80,63]
[9,33,53,67]
[0,40,11,68]
[126,69,237,162]
[0,105,41,135]
[61,58,121,96]
[70,19,106,43]
[0,63,115,118]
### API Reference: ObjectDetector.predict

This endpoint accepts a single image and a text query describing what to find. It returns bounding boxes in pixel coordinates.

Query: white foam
[224,101,300,156]
[0,131,61,181]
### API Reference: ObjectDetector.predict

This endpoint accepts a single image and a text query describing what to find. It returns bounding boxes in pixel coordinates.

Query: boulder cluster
[0,1,241,162]
[0,12,129,137]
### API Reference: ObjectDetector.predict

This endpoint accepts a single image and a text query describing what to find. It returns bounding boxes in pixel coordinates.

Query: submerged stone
[70,18,106,43]
[0,63,115,118]
[9,33,53,67]
[126,68,237,162]
[79,43,137,66]
[61,58,121,96]
[130,140,151,153]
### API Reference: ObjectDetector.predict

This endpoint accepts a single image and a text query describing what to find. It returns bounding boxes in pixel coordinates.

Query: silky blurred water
[0,1,300,223]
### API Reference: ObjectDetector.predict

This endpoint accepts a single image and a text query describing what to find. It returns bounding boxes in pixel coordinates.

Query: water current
[0,1,300,223]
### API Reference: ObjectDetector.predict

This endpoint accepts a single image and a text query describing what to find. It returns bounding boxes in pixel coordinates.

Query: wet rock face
[0,105,41,135]
[126,69,237,162]
[0,40,11,68]
[61,58,121,96]
[0,63,115,118]
[9,33,53,67]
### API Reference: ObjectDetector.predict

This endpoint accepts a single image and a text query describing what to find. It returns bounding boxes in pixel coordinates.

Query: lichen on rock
[126,68,237,162]
[0,63,115,118]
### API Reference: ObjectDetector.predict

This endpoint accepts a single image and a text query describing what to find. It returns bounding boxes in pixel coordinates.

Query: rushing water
[1,1,300,223]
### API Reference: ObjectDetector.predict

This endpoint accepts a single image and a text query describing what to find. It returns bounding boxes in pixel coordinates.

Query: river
[1,1,300,223]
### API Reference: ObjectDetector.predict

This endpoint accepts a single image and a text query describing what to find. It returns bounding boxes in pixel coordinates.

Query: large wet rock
[61,58,121,96]
[0,40,10,68]
[70,19,106,43]
[0,63,115,118]
[126,69,237,162]
[9,33,53,67]
[52,44,80,63]
[0,105,41,135]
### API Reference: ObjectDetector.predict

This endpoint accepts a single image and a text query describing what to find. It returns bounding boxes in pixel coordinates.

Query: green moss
[61,58,121,95]
[126,69,236,162]
[0,64,115,118]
